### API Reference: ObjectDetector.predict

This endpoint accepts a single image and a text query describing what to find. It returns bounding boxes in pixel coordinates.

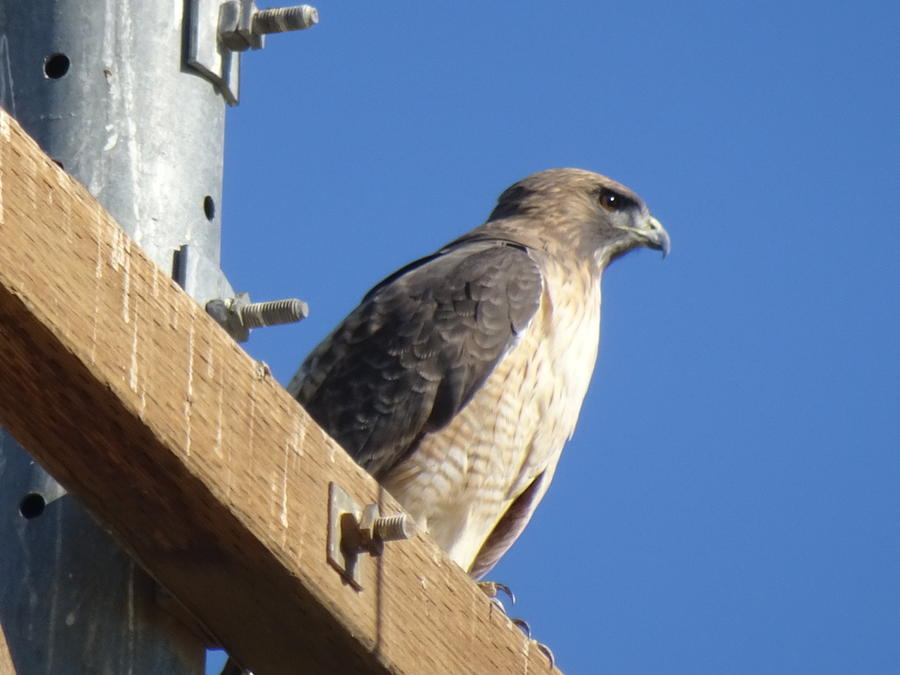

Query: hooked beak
[641,215,671,258]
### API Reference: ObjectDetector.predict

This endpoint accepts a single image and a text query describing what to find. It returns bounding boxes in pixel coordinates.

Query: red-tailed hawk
[289,168,669,578]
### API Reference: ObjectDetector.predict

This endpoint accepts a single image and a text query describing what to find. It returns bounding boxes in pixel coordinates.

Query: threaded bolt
[239,298,309,328]
[373,514,416,541]
[253,5,319,35]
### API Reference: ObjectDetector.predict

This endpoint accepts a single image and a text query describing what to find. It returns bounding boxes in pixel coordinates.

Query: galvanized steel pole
[0,1,315,672]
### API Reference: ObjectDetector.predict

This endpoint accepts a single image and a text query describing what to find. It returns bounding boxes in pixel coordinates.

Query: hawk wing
[288,238,544,478]
[468,469,552,579]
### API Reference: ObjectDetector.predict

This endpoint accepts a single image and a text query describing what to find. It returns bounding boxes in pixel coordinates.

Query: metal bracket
[187,0,241,105]
[327,482,416,590]
[172,244,237,310]
[187,0,319,105]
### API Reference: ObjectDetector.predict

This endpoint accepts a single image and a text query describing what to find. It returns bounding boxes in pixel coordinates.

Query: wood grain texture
[0,111,559,675]
[0,623,12,675]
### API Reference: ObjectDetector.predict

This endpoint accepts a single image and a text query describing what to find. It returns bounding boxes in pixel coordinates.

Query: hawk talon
[476,580,516,605]
[511,617,531,637]
[536,640,555,668]
[489,596,507,614]
[511,618,557,669]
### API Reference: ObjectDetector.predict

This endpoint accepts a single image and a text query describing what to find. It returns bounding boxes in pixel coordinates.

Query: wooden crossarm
[0,111,558,675]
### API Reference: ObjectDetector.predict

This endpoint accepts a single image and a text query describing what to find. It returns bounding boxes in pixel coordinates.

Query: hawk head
[485,168,670,268]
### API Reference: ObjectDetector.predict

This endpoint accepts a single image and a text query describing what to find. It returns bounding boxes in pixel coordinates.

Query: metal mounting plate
[327,482,365,590]
[187,0,241,105]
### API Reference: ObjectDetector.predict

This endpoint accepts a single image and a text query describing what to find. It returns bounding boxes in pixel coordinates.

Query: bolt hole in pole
[43,53,70,79]
[203,195,215,221]
[19,493,47,519]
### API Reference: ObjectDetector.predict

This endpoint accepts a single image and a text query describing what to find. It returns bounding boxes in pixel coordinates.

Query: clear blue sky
[209,2,899,673]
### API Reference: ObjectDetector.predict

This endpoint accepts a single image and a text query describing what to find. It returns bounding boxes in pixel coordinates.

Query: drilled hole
[19,492,46,519]
[43,53,70,79]
[203,195,215,221]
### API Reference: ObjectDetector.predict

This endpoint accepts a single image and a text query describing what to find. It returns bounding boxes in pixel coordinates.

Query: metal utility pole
[0,1,315,672]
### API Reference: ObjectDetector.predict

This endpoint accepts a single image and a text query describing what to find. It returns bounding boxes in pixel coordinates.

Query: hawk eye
[598,188,627,213]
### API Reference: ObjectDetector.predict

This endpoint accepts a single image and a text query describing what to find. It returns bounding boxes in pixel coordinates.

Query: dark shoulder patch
[292,241,543,476]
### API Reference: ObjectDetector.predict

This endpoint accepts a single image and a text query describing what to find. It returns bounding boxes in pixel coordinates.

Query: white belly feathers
[382,259,602,570]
